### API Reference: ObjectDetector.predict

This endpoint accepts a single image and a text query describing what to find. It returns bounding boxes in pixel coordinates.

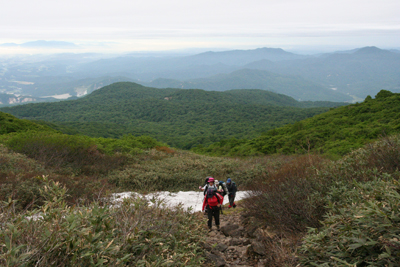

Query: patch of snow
[111,191,251,212]
[330,87,337,91]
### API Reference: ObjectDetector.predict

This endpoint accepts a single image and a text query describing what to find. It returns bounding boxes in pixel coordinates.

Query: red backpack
[206,187,219,207]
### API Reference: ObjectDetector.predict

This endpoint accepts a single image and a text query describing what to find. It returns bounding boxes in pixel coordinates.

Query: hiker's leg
[229,194,234,207]
[232,194,236,207]
[207,207,213,229]
[214,208,220,227]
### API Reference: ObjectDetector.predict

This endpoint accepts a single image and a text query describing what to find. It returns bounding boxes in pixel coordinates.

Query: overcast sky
[1,0,399,53]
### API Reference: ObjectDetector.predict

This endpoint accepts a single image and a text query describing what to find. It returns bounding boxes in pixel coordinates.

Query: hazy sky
[1,0,399,52]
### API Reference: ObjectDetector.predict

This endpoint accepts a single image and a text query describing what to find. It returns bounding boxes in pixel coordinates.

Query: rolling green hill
[0,82,345,149]
[193,90,400,156]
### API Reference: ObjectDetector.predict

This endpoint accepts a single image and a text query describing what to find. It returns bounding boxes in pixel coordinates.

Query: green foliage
[0,176,206,266]
[0,111,55,134]
[0,82,341,149]
[375,89,394,99]
[0,130,164,172]
[244,134,400,264]
[196,90,400,156]
[300,177,400,266]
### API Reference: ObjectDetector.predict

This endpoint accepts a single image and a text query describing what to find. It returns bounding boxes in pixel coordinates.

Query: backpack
[206,187,219,207]
[219,181,228,196]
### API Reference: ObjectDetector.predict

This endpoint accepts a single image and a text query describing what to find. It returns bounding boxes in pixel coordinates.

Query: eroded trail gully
[200,209,275,267]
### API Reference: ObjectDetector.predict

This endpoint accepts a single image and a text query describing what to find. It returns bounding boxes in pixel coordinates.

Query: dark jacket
[226,182,237,195]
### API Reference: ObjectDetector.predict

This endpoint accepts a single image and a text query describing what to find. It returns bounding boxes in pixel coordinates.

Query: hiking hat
[215,179,219,184]
[227,178,232,183]
[208,177,215,182]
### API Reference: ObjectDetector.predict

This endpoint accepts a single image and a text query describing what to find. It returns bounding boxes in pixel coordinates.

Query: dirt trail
[201,206,271,267]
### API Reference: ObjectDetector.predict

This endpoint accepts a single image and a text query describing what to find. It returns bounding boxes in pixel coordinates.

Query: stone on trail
[229,237,242,246]
[221,224,243,237]
[215,243,229,252]
[250,240,267,256]
[205,252,226,267]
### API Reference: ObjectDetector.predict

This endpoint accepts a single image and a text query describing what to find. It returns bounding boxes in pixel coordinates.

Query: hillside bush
[0,144,117,211]
[244,154,329,232]
[0,132,136,176]
[245,134,400,235]
[0,176,206,266]
[300,177,400,266]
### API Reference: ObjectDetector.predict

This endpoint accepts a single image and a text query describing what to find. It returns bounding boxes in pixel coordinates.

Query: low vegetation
[244,134,400,265]
[0,177,206,266]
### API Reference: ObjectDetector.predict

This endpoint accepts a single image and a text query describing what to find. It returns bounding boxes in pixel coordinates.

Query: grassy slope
[0,111,56,134]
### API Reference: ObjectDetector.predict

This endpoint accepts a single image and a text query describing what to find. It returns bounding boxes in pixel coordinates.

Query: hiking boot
[228,205,232,208]
[233,203,236,208]
[217,226,220,231]
[208,227,212,232]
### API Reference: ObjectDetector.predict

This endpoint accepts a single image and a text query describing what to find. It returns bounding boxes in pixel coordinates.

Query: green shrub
[300,177,400,266]
[244,155,329,232]
[0,176,206,266]
[1,131,129,176]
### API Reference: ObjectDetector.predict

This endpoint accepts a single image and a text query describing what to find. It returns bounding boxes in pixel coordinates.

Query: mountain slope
[194,90,400,156]
[145,69,352,102]
[0,82,344,148]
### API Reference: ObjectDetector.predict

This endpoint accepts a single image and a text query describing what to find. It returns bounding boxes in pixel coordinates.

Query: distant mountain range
[0,40,79,49]
[243,46,400,99]
[0,46,399,103]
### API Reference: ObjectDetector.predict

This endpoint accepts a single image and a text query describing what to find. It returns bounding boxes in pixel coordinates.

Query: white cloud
[1,0,399,51]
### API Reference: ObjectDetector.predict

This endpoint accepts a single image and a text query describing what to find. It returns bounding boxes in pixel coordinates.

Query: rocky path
[201,207,271,267]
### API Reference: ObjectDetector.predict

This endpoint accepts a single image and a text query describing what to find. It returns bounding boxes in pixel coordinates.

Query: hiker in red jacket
[201,177,223,231]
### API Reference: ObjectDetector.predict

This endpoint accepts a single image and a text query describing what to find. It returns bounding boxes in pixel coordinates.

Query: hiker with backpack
[226,178,237,208]
[199,176,212,195]
[217,180,229,201]
[201,177,223,231]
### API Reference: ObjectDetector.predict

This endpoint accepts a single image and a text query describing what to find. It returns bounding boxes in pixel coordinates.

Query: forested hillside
[194,90,400,156]
[1,82,345,148]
